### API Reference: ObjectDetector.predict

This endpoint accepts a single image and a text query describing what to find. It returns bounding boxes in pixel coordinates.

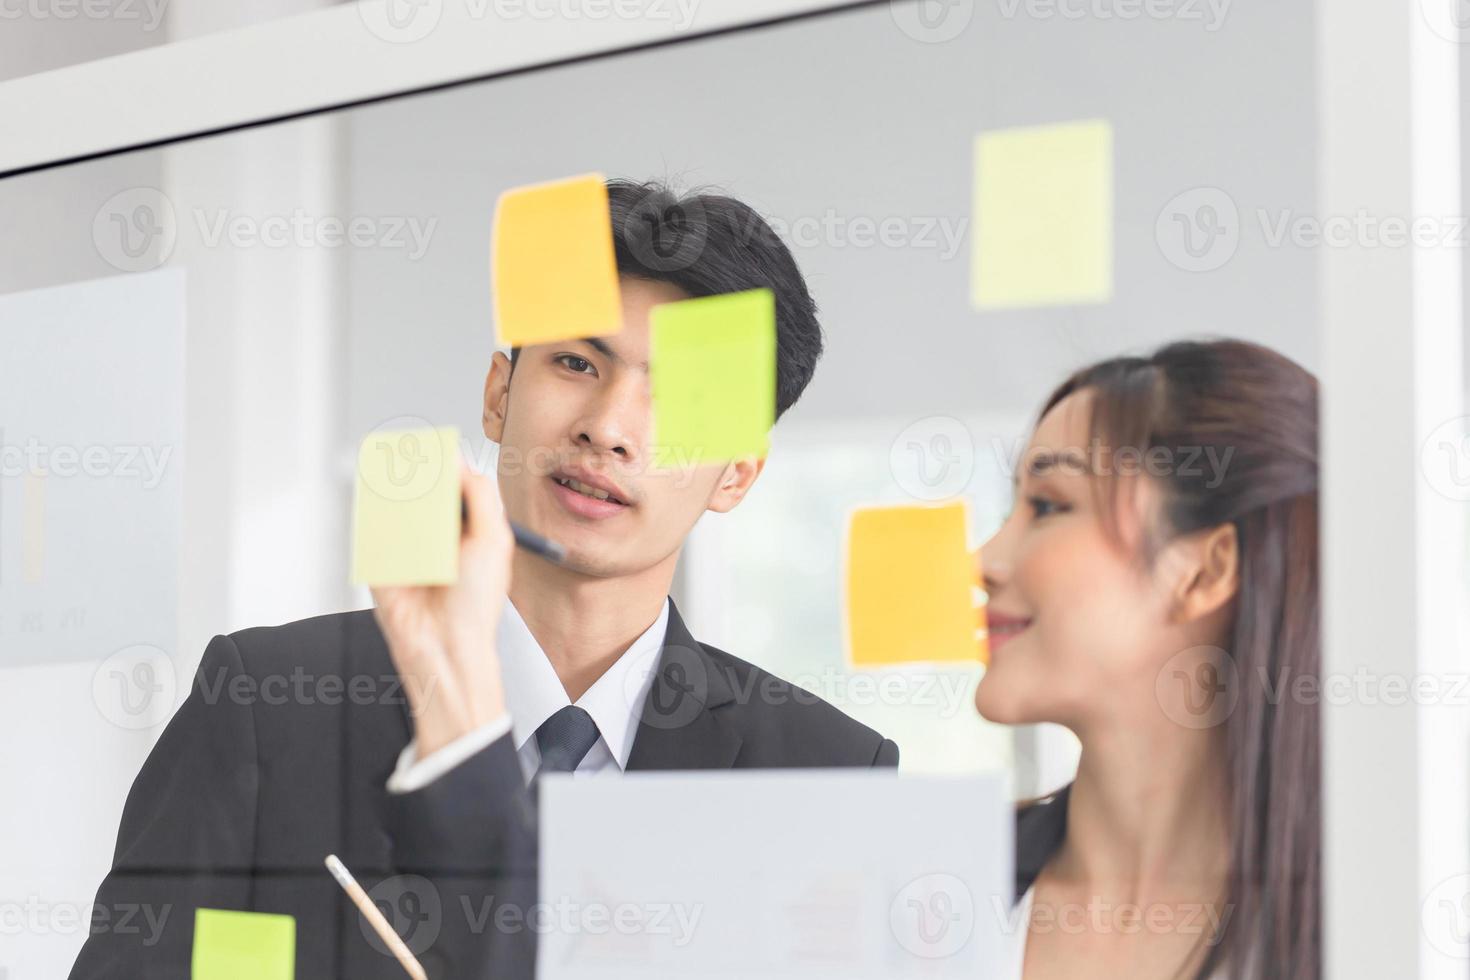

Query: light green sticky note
[972,118,1114,309]
[192,908,295,980]
[650,289,776,466]
[351,425,462,586]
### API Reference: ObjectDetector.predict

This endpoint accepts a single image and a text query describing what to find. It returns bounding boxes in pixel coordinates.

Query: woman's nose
[978,524,1011,596]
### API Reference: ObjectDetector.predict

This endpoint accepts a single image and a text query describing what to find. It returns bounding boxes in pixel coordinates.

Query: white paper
[539,770,1013,979]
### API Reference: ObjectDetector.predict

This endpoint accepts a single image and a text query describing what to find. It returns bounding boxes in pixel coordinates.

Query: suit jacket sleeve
[386,734,538,980]
[69,634,261,980]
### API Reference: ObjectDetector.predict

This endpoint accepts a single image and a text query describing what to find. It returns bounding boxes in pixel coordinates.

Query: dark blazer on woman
[1016,783,1072,900]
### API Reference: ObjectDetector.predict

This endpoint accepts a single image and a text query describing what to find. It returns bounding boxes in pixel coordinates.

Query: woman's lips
[985,611,1033,654]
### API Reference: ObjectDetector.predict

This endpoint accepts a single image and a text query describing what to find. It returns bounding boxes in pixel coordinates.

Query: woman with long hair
[983,339,1320,979]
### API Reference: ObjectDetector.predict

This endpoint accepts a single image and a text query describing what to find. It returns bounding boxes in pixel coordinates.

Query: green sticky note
[192,908,295,980]
[972,118,1114,309]
[351,425,462,586]
[650,288,776,466]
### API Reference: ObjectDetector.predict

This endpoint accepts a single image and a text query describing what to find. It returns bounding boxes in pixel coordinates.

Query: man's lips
[549,474,631,520]
[551,466,630,505]
[985,610,1033,653]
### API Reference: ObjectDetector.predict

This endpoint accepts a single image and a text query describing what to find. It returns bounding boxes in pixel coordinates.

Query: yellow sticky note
[972,119,1114,309]
[845,501,984,668]
[650,288,776,465]
[492,173,622,347]
[351,426,462,586]
[192,908,295,980]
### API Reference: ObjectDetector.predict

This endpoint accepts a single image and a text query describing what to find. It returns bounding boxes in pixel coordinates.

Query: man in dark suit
[70,178,898,980]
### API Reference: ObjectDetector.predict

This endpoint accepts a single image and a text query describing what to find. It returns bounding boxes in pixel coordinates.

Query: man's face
[483,277,765,579]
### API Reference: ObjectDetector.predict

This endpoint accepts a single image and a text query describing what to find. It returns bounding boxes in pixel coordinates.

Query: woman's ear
[706,457,766,514]
[483,351,513,443]
[1170,522,1240,624]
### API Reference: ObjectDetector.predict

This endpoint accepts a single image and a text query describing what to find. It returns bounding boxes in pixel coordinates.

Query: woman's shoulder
[1014,783,1072,901]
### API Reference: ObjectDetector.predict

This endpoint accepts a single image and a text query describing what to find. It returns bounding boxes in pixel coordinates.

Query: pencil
[324,854,429,980]
[510,521,568,564]
[459,496,568,565]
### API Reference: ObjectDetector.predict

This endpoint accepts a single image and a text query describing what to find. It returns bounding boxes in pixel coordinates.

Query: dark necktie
[533,705,601,779]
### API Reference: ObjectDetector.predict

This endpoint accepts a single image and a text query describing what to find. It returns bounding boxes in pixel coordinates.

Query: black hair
[509,178,823,419]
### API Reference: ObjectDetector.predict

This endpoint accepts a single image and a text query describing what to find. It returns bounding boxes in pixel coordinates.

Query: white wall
[0,5,346,977]
[0,0,341,84]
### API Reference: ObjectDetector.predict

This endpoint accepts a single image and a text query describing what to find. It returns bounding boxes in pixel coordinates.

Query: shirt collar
[496,597,671,771]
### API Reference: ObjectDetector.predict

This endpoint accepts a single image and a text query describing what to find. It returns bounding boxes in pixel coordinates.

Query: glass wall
[0,2,1319,973]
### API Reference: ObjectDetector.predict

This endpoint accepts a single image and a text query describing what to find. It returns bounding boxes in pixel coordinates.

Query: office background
[1,0,1466,977]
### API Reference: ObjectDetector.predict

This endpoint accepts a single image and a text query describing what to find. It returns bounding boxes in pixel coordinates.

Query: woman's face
[973,389,1184,732]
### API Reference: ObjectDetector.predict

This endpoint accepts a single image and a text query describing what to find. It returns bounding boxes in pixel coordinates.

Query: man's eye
[555,354,596,375]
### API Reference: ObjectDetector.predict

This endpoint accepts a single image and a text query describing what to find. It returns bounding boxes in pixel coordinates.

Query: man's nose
[573,379,648,461]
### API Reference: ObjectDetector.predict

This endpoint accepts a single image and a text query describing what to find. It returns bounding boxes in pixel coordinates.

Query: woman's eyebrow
[1024,449,1089,478]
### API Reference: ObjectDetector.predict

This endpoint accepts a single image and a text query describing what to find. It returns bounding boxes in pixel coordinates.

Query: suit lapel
[626,601,743,771]
[344,611,413,870]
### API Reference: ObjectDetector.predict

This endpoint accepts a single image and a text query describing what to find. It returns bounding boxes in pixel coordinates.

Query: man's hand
[371,461,515,759]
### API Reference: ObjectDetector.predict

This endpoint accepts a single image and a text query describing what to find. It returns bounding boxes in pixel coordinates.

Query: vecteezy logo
[363,875,442,957]
[1420,0,1470,44]
[622,189,709,273]
[890,873,975,959]
[379,434,431,487]
[623,642,707,731]
[360,416,446,504]
[93,188,178,273]
[358,0,443,43]
[1424,872,1470,958]
[890,0,974,43]
[1156,645,1238,730]
[1155,187,1240,272]
[1422,416,1470,502]
[92,644,179,731]
[890,416,975,501]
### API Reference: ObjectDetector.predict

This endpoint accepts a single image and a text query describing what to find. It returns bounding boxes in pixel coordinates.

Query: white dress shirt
[386,597,671,794]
